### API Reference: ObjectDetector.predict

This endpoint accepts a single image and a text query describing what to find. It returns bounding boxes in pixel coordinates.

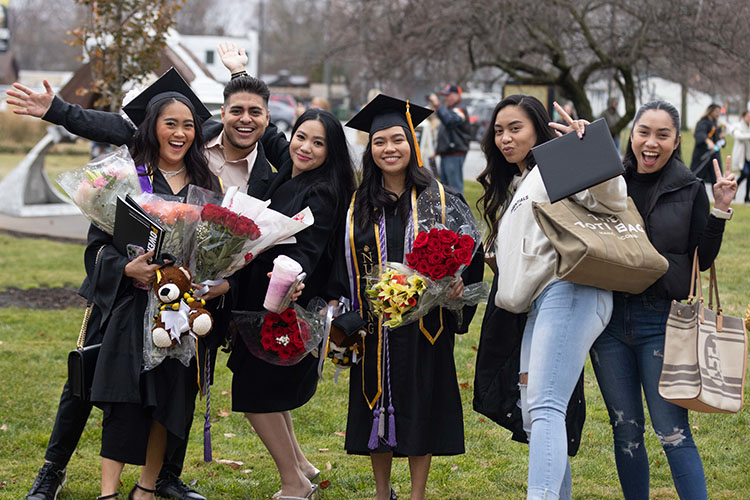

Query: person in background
[429,85,471,194]
[690,103,724,184]
[310,96,330,111]
[731,110,750,202]
[600,97,622,151]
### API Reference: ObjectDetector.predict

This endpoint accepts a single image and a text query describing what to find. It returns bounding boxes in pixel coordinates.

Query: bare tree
[68,0,186,111]
[335,0,750,132]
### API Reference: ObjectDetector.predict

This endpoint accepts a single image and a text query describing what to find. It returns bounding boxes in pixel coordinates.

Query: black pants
[737,161,750,201]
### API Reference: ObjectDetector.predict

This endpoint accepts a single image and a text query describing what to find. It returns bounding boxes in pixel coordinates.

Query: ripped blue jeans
[590,292,707,500]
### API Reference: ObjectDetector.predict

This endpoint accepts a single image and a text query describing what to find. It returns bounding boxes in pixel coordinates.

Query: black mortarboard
[122,67,211,127]
[345,94,432,166]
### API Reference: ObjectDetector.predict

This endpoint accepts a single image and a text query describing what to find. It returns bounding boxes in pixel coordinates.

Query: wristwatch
[710,206,733,220]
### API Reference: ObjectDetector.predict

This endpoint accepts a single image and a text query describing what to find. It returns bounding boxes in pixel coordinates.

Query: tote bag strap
[75,245,105,349]
[709,263,725,330]
[688,247,701,305]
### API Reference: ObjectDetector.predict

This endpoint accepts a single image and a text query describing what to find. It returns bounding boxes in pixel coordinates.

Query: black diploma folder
[531,117,625,203]
[113,194,164,257]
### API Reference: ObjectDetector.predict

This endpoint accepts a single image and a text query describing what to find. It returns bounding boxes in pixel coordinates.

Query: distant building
[180,32,259,84]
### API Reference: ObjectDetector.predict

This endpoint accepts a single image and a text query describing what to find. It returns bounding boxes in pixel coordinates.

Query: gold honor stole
[345,181,447,409]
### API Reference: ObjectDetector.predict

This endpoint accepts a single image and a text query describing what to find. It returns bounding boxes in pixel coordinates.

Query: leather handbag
[532,197,668,293]
[67,246,104,401]
[658,250,748,413]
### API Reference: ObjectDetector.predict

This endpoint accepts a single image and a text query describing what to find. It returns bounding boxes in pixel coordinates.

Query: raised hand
[547,101,589,139]
[5,79,54,118]
[712,155,737,211]
[218,41,248,74]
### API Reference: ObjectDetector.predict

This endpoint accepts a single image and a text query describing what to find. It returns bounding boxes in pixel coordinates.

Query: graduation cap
[122,67,212,127]
[346,94,432,166]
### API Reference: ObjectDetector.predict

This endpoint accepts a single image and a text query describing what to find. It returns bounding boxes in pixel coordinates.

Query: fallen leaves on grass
[319,480,331,489]
[325,461,332,471]
[0,424,7,431]
[318,448,329,452]
[216,459,244,469]
[218,408,231,417]
[334,431,345,437]
[223,433,236,438]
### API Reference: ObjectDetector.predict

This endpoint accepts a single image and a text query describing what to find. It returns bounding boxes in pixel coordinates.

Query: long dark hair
[699,103,721,122]
[623,100,682,172]
[353,126,432,229]
[130,96,217,191]
[292,108,356,217]
[476,94,556,247]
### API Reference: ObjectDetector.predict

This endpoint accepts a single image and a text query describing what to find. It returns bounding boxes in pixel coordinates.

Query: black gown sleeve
[260,122,291,168]
[688,187,726,270]
[282,188,337,278]
[327,230,351,302]
[42,96,136,146]
[694,119,710,146]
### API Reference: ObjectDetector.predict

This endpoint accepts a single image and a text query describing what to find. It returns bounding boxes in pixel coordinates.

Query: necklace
[158,166,186,179]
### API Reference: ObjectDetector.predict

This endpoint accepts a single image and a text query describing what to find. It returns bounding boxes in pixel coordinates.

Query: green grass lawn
[0,183,749,499]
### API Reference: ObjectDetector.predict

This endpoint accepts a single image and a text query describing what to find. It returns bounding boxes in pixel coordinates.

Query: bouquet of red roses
[191,203,262,284]
[232,298,327,366]
[406,228,475,280]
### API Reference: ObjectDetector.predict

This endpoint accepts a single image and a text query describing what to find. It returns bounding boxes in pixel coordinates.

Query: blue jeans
[519,280,612,500]
[439,153,466,194]
[590,292,707,500]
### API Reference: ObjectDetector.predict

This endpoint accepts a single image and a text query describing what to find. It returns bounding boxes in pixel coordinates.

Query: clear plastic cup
[263,255,303,313]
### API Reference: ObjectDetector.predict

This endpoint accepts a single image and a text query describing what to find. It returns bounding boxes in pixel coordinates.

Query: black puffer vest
[626,157,703,300]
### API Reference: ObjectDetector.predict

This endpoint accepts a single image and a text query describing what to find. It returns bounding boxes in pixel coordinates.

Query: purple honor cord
[203,349,212,462]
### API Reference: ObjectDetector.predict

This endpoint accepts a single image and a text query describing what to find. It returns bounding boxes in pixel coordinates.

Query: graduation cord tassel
[384,327,397,447]
[203,349,213,462]
[368,408,381,450]
[405,100,424,167]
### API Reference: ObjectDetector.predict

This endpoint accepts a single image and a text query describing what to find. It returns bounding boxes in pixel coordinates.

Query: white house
[180,31,259,85]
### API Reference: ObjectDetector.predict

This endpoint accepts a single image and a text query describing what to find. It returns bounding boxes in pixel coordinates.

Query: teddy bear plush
[151,264,213,348]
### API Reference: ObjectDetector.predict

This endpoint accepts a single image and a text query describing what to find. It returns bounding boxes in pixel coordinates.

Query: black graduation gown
[331,190,484,457]
[227,161,342,413]
[86,170,221,444]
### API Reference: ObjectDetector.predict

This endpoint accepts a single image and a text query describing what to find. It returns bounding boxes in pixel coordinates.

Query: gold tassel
[405,100,424,167]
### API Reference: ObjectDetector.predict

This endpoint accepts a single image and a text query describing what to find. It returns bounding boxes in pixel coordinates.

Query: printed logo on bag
[704,336,727,388]
[574,213,645,240]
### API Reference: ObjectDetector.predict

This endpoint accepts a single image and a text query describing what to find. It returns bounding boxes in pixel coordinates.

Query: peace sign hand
[547,101,589,139]
[712,155,737,211]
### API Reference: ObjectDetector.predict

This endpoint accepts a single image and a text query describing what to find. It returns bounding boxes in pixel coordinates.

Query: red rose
[265,312,281,324]
[201,204,218,222]
[280,308,297,324]
[458,234,475,250]
[416,260,432,276]
[441,243,454,257]
[438,229,459,245]
[427,252,443,265]
[454,247,472,265]
[244,252,254,262]
[405,251,419,267]
[407,296,417,307]
[427,238,442,253]
[413,231,429,248]
[431,264,448,280]
[429,228,439,237]
[261,335,275,350]
[445,256,460,276]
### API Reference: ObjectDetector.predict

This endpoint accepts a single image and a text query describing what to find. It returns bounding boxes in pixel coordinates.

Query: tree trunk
[681,83,689,131]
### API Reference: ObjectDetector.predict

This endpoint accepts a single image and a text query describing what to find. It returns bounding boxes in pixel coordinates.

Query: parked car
[268,99,296,134]
[467,99,496,142]
[270,93,297,109]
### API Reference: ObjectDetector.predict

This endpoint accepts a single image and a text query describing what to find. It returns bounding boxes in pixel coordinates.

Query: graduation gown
[86,170,221,443]
[331,184,484,457]
[227,157,344,413]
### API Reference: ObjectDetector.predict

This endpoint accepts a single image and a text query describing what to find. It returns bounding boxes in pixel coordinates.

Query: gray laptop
[531,118,624,203]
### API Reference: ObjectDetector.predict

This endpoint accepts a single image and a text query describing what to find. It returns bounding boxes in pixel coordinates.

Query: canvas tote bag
[531,197,668,293]
[658,250,747,413]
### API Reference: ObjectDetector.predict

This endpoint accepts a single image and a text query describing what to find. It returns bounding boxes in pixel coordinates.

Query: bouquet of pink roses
[56,146,141,234]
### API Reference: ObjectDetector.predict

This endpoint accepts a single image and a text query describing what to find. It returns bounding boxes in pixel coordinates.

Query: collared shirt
[204,130,259,189]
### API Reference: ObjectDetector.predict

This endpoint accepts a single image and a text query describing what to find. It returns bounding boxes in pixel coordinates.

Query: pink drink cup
[263,255,303,313]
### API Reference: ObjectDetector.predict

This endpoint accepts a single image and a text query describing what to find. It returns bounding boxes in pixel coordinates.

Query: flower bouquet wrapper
[142,292,196,371]
[232,297,328,366]
[56,145,141,234]
[186,186,314,292]
[134,192,202,264]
